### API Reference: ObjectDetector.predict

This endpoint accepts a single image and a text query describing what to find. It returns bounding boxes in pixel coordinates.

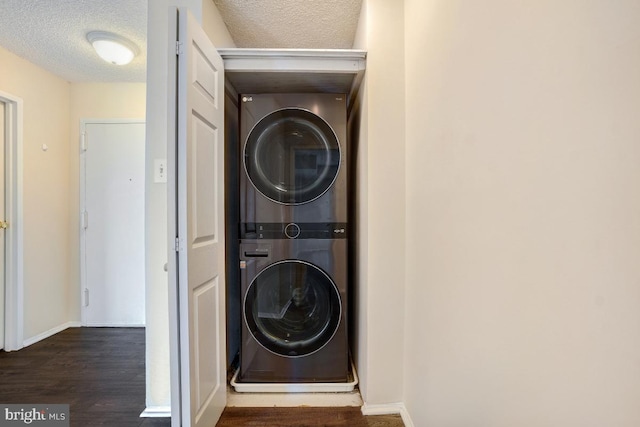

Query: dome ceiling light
[87,31,139,65]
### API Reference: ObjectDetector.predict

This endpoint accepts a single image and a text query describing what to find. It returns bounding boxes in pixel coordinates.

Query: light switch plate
[154,159,167,183]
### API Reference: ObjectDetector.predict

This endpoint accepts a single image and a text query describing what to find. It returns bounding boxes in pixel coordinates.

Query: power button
[284,223,301,239]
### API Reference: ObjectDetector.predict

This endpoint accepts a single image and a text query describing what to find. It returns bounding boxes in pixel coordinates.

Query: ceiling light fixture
[87,31,139,65]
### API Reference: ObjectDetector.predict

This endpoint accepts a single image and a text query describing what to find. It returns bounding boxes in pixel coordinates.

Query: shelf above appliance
[219,48,366,101]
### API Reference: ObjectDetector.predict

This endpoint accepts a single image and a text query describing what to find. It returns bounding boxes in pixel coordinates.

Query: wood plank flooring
[218,407,404,427]
[0,327,167,427]
[0,328,404,426]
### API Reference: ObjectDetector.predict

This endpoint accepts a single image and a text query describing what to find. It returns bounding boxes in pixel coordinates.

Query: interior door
[175,8,226,427]
[0,101,5,350]
[82,121,146,326]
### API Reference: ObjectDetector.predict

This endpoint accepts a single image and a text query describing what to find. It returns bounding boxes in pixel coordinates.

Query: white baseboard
[361,402,414,427]
[140,406,171,418]
[399,406,414,427]
[22,321,81,347]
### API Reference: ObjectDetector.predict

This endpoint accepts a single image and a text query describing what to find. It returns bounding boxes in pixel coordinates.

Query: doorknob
[0,221,8,230]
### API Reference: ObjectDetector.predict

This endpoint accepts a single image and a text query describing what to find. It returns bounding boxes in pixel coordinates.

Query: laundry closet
[220,49,366,392]
[146,2,407,423]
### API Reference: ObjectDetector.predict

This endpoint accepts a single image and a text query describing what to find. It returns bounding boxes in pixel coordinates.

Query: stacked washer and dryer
[237,93,349,384]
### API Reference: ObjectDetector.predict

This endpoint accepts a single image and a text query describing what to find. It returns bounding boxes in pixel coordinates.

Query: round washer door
[244,260,342,357]
[244,108,341,205]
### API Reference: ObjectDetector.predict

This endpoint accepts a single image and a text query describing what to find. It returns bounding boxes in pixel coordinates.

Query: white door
[82,121,146,326]
[174,8,226,427]
[0,101,5,350]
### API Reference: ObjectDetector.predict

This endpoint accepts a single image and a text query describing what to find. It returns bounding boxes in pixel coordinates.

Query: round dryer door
[244,108,341,205]
[244,260,342,357]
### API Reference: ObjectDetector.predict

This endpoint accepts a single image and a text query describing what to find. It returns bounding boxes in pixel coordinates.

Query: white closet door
[175,8,226,427]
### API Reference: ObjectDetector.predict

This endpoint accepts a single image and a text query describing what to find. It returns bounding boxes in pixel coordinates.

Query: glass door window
[244,108,341,205]
[244,260,341,357]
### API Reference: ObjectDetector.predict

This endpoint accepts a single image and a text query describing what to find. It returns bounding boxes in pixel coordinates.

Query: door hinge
[176,41,184,55]
[84,288,89,307]
[81,132,87,152]
[81,211,88,229]
[175,237,180,252]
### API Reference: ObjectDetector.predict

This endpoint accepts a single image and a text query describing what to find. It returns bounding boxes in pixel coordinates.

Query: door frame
[79,118,146,326]
[166,8,182,425]
[0,91,24,352]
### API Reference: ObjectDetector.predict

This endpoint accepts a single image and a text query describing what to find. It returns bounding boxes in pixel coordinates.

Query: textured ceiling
[0,0,147,83]
[0,0,362,83]
[213,0,363,49]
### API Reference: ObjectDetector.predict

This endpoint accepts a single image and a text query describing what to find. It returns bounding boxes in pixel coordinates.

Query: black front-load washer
[238,237,348,383]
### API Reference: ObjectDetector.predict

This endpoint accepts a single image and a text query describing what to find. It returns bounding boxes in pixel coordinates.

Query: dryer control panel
[241,222,348,239]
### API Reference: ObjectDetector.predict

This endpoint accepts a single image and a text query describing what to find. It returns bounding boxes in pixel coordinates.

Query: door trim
[166,8,182,427]
[0,91,24,352]
[79,118,145,326]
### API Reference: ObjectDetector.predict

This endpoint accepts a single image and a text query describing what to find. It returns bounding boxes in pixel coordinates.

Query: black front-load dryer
[240,93,347,233]
[238,236,348,383]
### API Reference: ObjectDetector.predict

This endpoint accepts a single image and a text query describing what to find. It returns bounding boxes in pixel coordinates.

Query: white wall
[0,45,72,342]
[403,0,640,425]
[351,0,406,407]
[349,0,369,403]
[145,0,235,411]
[68,82,147,321]
[145,0,200,410]
[202,0,236,47]
[1,45,147,348]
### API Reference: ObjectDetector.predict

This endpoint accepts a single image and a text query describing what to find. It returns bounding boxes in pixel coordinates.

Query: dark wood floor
[218,407,404,427]
[0,327,167,427]
[0,328,404,426]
